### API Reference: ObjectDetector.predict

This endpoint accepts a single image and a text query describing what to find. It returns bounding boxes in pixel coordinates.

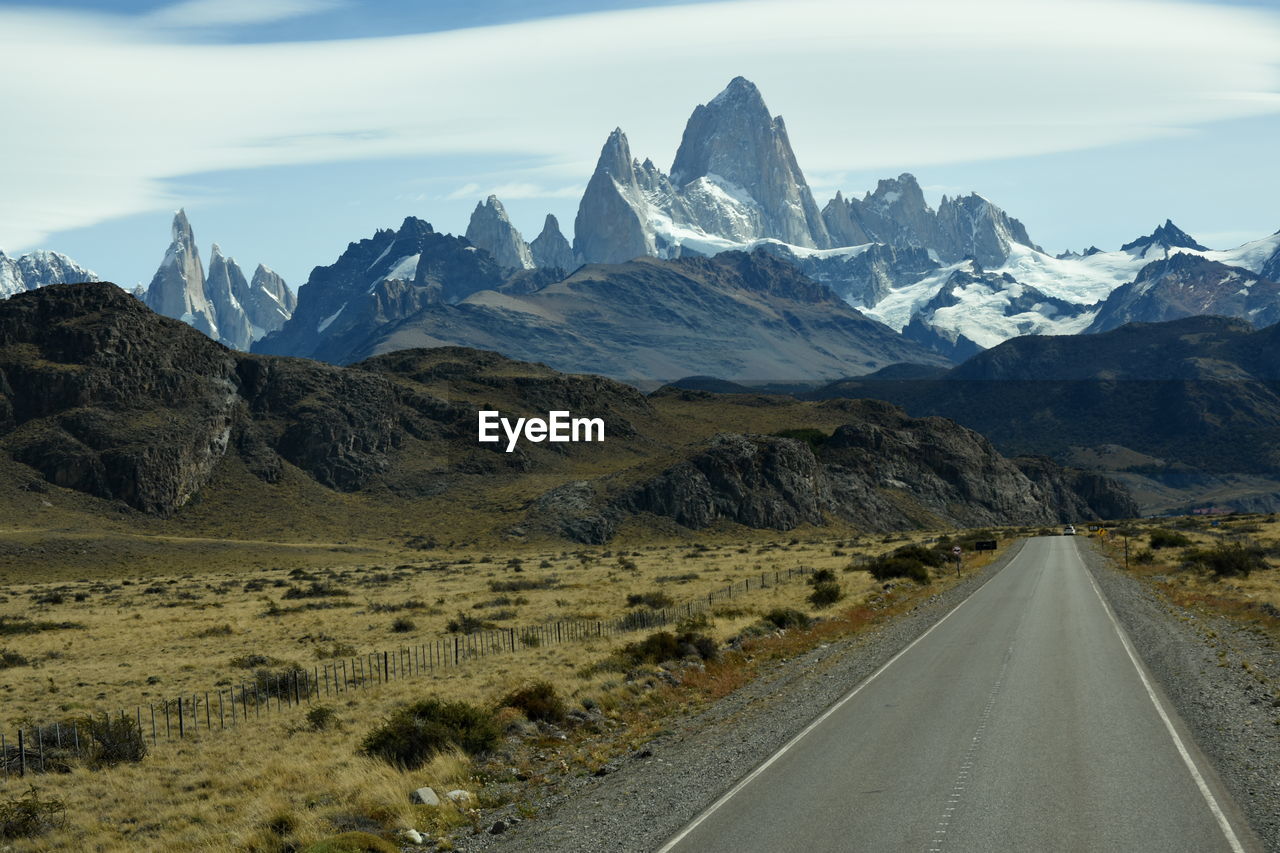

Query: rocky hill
[809,314,1280,513]
[352,249,951,383]
[0,283,1131,540]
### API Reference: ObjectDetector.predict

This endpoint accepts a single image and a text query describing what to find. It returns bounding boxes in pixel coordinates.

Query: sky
[1,0,1278,290]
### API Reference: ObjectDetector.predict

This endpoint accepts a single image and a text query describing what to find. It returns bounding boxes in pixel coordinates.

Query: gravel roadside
[457,541,1027,853]
[1080,540,1280,852]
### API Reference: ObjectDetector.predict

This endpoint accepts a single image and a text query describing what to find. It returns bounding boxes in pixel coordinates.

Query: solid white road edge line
[1077,544,1247,853]
[655,540,1024,853]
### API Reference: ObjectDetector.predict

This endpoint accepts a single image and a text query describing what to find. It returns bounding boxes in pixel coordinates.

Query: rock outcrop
[532,399,1136,542]
[529,214,575,272]
[465,196,534,271]
[573,129,656,265]
[205,245,255,350]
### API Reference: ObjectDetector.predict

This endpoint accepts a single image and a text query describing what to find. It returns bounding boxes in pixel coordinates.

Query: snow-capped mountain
[142,210,294,350]
[572,77,834,264]
[0,248,98,298]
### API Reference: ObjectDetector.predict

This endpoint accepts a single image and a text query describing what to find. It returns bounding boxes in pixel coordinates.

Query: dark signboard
[974,540,998,551]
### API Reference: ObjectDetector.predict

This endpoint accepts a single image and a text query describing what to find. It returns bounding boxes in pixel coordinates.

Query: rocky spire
[935,194,1039,268]
[250,264,297,315]
[530,214,575,271]
[144,209,217,340]
[465,195,534,270]
[669,76,831,249]
[205,246,254,350]
[573,129,655,264]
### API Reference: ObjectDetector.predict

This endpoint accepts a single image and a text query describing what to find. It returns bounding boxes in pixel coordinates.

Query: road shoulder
[1081,539,1280,852]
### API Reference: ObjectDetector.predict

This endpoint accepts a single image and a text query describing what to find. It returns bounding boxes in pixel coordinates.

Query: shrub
[619,630,717,666]
[809,581,843,608]
[0,649,30,669]
[361,699,500,767]
[1184,543,1268,578]
[0,786,66,840]
[866,556,930,584]
[1133,549,1155,565]
[808,569,837,585]
[390,617,416,633]
[0,616,83,636]
[304,706,338,731]
[282,581,349,599]
[315,642,357,659]
[891,543,946,568]
[1149,529,1192,549]
[500,682,566,723]
[446,613,491,634]
[764,608,811,630]
[489,577,558,593]
[626,591,674,609]
[194,623,234,638]
[231,653,278,669]
[79,713,147,768]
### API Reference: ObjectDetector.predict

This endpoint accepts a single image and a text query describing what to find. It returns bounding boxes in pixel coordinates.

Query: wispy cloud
[1,0,1277,250]
[445,182,585,202]
[145,0,342,28]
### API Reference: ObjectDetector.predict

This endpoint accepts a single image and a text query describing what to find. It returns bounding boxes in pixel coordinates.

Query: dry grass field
[0,527,1013,851]
[1092,514,1280,641]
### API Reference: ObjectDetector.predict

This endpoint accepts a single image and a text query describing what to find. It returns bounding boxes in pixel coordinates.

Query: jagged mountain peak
[530,214,575,271]
[705,74,768,110]
[1120,219,1208,255]
[465,195,534,271]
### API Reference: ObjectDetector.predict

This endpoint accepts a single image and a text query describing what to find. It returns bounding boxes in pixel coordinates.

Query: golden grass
[1092,514,1280,640]
[0,530,1012,851]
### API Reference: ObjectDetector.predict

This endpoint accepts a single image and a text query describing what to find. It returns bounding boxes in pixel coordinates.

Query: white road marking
[1076,543,1247,853]
[656,543,1022,853]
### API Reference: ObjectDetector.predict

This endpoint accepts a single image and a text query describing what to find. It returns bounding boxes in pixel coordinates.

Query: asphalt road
[660,536,1257,853]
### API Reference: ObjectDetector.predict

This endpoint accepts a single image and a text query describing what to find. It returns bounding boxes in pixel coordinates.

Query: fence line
[0,566,815,777]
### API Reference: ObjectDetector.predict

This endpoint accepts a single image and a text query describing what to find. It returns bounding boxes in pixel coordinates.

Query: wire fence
[1,565,815,777]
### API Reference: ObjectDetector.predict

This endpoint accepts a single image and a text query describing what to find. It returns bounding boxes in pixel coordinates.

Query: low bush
[500,682,566,723]
[764,608,811,630]
[1149,529,1193,549]
[1184,543,1268,578]
[446,613,491,634]
[304,705,339,731]
[0,649,30,669]
[891,543,946,568]
[0,616,83,636]
[808,568,837,585]
[79,714,147,768]
[626,591,674,609]
[619,630,717,666]
[489,577,559,593]
[809,581,843,608]
[1133,549,1155,565]
[361,699,500,768]
[282,581,350,599]
[866,556,930,584]
[390,617,416,633]
[0,786,66,840]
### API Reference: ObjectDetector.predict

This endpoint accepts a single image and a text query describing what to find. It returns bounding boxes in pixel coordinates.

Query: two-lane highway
[660,536,1256,852]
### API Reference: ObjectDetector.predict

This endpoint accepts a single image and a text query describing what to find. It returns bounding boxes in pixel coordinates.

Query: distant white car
[1063,525,1076,536]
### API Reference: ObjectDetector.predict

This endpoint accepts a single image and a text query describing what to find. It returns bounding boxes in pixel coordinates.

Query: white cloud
[145,0,342,28]
[446,182,585,202]
[1,0,1278,250]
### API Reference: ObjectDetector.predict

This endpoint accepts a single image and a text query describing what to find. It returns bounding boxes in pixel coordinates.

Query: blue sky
[2,0,1278,289]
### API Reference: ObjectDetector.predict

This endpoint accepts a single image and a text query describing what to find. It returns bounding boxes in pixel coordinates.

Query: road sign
[974,540,997,551]
[952,546,962,554]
